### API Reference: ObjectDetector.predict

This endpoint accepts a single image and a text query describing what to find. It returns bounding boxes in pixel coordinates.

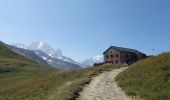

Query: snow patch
[50,50,54,53]
[48,53,52,56]
[80,55,103,66]
[42,56,47,60]
[35,52,39,55]
[38,41,44,49]
[48,53,55,58]
[11,43,27,49]
[63,59,70,62]
[48,59,52,62]
[93,55,103,63]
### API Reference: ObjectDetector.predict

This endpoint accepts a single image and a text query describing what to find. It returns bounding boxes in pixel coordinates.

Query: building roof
[103,46,145,54]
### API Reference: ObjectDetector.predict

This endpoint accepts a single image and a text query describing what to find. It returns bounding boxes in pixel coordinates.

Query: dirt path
[77,67,135,100]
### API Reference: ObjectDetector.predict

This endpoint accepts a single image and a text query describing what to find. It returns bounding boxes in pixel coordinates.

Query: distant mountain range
[7,45,49,66]
[12,42,78,64]
[80,55,103,67]
[11,41,104,68]
[0,41,52,73]
[34,50,80,70]
[11,42,81,70]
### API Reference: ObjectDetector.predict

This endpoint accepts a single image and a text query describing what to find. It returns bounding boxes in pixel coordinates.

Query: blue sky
[0,0,170,62]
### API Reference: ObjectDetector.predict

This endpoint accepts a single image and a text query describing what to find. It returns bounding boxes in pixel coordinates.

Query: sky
[0,0,170,62]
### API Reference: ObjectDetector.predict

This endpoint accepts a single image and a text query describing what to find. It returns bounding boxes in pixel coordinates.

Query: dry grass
[115,52,170,100]
[0,64,125,100]
[0,43,127,100]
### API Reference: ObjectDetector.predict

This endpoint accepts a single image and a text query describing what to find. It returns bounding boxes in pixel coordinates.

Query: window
[116,54,119,58]
[106,55,109,58]
[111,55,114,58]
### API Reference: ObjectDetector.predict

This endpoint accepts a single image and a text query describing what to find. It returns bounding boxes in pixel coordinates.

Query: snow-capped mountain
[11,41,81,70]
[81,55,103,67]
[27,41,62,57]
[34,50,81,70]
[27,41,78,64]
[7,45,49,66]
[92,55,103,63]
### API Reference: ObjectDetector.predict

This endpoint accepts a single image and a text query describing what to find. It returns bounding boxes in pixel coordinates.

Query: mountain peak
[12,41,79,66]
[81,55,103,67]
[37,41,44,49]
[92,55,103,63]
[28,41,54,52]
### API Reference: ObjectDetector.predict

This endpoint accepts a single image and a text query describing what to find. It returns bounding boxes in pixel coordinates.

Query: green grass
[0,42,54,99]
[115,52,170,100]
[0,42,126,100]
[0,64,125,100]
[0,42,51,71]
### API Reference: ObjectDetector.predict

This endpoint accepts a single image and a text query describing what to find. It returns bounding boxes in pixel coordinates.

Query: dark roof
[103,46,145,54]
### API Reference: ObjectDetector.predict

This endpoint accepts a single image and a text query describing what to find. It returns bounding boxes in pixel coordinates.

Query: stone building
[103,46,146,64]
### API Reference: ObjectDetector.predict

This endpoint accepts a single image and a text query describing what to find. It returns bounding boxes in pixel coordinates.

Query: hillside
[0,42,51,71]
[7,45,49,66]
[0,42,125,100]
[0,62,123,100]
[115,52,170,100]
[0,42,55,99]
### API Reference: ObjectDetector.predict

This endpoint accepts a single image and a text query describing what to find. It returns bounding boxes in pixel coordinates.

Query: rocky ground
[77,67,139,100]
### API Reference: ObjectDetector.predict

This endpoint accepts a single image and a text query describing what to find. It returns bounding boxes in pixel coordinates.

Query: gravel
[77,67,138,100]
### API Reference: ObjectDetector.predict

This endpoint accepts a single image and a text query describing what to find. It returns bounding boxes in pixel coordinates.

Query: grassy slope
[0,43,126,100]
[41,64,124,100]
[115,52,170,100]
[0,64,124,100]
[0,43,51,70]
[0,43,54,99]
